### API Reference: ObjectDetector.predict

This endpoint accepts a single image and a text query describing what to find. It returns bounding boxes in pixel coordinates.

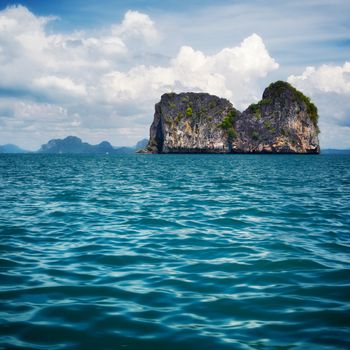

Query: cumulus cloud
[33,76,87,98]
[113,10,159,44]
[288,63,350,148]
[0,6,126,86]
[288,62,350,95]
[0,5,279,149]
[0,99,73,134]
[100,34,279,108]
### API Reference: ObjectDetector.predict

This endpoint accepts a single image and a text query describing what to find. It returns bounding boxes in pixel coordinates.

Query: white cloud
[0,5,132,92]
[33,76,87,97]
[0,4,54,36]
[288,62,350,95]
[0,99,72,131]
[287,63,350,148]
[113,10,159,44]
[100,34,279,109]
[0,5,281,150]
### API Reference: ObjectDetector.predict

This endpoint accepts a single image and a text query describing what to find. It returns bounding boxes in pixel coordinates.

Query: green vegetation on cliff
[186,107,193,117]
[219,110,237,140]
[249,98,272,112]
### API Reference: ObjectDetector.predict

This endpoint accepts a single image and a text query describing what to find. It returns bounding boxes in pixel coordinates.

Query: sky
[0,0,349,150]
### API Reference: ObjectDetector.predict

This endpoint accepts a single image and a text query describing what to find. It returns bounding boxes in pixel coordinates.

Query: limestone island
[141,81,320,154]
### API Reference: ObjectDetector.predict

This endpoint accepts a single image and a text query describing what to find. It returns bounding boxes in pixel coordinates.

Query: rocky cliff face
[146,92,240,153]
[233,81,320,153]
[144,81,320,154]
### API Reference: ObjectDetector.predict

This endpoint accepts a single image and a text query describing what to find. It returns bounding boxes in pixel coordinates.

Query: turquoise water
[1,154,350,350]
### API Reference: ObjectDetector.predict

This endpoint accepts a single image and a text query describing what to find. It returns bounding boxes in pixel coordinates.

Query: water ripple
[1,154,350,349]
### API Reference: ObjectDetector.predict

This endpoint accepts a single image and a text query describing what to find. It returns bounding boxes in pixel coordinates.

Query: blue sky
[0,0,349,149]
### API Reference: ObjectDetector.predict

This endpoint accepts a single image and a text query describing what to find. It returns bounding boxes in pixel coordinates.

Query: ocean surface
[1,154,350,350]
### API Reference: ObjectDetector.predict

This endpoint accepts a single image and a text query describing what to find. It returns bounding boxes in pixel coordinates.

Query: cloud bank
[0,4,349,149]
[0,5,280,149]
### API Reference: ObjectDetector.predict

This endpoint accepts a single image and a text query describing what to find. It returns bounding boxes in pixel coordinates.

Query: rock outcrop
[233,81,320,153]
[145,92,240,153]
[143,81,320,154]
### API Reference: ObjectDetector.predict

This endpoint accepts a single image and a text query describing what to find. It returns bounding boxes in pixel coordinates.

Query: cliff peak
[262,81,318,129]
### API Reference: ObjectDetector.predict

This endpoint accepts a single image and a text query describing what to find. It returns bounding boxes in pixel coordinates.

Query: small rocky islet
[142,81,320,154]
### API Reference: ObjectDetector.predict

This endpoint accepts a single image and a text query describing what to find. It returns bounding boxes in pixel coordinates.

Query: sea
[0,154,349,350]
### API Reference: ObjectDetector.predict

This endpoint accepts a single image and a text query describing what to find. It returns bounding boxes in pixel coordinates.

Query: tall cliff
[144,81,320,154]
[146,93,240,153]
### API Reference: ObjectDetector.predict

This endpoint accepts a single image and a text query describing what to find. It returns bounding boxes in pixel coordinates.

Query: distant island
[0,144,30,154]
[142,81,320,154]
[0,137,148,154]
[38,136,148,154]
